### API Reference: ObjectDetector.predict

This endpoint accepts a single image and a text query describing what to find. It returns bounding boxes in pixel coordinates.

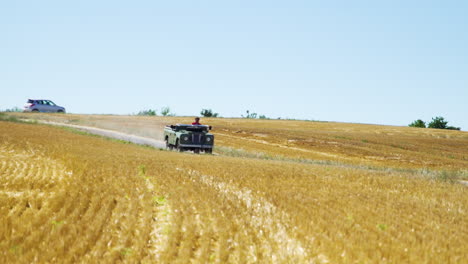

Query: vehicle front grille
[192,133,204,144]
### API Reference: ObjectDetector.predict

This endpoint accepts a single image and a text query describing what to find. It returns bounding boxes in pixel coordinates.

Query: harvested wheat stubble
[0,120,467,263]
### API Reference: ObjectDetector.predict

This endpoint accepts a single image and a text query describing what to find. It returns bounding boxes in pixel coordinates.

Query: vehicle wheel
[32,109,39,112]
[176,140,183,152]
[57,110,64,113]
[165,139,170,150]
[205,149,212,154]
[194,149,200,154]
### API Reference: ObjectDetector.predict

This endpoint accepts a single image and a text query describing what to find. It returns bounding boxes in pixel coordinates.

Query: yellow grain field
[1,116,467,263]
[9,112,468,170]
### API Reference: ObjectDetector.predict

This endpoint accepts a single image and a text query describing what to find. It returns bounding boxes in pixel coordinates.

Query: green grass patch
[334,135,352,140]
[435,170,468,183]
[0,112,21,122]
[153,196,167,206]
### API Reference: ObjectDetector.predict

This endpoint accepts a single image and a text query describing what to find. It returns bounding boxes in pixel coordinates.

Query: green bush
[409,116,461,130]
[200,109,219,117]
[446,126,461,131]
[4,107,22,112]
[137,109,156,116]
[160,107,175,116]
[242,110,257,119]
[409,119,426,128]
[427,116,448,129]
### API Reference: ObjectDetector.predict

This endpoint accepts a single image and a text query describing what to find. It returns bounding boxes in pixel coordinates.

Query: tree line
[134,109,462,130]
[409,116,461,130]
[137,108,269,119]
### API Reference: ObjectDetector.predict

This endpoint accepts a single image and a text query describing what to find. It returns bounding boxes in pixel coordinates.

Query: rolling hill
[1,113,467,263]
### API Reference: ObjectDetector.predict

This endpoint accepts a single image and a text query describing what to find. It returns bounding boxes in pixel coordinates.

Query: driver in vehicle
[192,117,202,125]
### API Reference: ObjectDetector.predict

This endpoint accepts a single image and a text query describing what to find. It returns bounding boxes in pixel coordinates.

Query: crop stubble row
[0,120,467,263]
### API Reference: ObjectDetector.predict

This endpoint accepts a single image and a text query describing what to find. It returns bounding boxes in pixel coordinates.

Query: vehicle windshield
[172,125,209,132]
[185,126,208,132]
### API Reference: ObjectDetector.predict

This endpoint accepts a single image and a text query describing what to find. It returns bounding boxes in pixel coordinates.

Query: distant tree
[408,119,426,128]
[242,110,257,119]
[4,107,22,112]
[259,115,268,119]
[427,116,461,130]
[200,109,219,117]
[446,126,461,131]
[160,106,174,116]
[427,116,448,129]
[137,109,156,116]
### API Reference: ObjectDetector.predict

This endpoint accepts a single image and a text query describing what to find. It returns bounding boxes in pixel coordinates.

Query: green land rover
[164,124,214,154]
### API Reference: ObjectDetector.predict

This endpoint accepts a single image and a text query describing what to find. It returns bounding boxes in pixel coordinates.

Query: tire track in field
[143,177,173,261]
[175,167,328,263]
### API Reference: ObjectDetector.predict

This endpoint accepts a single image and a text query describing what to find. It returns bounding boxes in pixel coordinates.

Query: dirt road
[36,121,167,149]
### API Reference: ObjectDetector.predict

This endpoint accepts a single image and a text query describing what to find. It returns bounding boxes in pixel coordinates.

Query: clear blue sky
[1,0,467,129]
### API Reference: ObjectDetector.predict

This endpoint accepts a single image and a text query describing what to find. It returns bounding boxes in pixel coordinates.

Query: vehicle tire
[194,149,200,154]
[205,149,212,154]
[57,110,64,113]
[176,140,184,152]
[32,109,39,112]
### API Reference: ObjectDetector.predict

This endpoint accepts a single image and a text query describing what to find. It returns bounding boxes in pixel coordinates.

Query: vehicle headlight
[183,136,189,141]
[206,137,211,142]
